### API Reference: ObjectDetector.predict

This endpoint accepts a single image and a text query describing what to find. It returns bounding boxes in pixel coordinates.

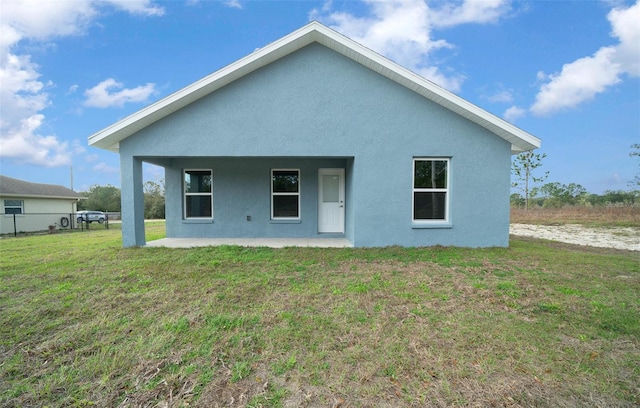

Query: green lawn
[1,222,638,407]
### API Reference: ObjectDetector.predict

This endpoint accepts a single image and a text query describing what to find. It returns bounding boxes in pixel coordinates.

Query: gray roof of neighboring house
[0,175,81,199]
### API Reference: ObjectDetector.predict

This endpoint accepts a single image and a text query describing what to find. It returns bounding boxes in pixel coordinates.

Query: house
[88,21,541,248]
[0,175,81,234]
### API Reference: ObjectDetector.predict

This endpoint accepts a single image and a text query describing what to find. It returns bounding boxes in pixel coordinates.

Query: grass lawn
[1,222,638,407]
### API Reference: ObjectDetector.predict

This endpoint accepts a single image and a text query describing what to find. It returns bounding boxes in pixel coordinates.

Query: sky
[0,0,638,195]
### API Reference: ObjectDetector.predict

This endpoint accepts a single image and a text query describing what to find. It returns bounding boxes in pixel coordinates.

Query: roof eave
[0,193,81,200]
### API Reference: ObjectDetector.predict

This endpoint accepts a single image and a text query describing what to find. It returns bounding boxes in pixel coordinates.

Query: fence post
[13,213,17,237]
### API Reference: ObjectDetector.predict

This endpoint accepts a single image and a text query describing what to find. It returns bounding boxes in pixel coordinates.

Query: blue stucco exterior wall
[119,43,511,247]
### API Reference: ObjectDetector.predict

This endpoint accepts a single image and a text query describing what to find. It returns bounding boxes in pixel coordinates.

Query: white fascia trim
[88,21,540,154]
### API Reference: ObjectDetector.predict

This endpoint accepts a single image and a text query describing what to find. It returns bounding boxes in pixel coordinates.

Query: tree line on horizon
[77,181,164,219]
[510,185,639,209]
[511,144,640,209]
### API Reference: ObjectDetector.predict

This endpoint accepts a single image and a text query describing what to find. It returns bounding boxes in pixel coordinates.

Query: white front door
[318,168,345,233]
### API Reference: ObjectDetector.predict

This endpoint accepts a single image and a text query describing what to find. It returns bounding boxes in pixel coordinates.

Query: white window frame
[412,158,450,224]
[3,199,24,215]
[183,169,213,219]
[271,169,301,220]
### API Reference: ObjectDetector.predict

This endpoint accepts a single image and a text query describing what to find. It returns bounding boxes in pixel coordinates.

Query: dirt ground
[510,223,640,251]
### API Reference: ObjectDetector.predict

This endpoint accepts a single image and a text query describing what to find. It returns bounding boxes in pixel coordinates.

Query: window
[4,200,24,215]
[184,170,212,219]
[413,158,449,222]
[272,169,300,219]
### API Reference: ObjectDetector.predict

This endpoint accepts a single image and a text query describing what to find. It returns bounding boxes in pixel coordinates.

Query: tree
[78,185,121,212]
[538,182,587,207]
[630,143,640,187]
[599,189,639,205]
[144,180,165,219]
[511,151,548,210]
[510,193,525,207]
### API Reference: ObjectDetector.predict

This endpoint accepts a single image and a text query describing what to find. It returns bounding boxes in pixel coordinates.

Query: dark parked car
[77,211,106,224]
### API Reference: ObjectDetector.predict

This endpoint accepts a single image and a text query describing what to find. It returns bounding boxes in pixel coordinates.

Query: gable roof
[0,175,81,200]
[88,21,540,155]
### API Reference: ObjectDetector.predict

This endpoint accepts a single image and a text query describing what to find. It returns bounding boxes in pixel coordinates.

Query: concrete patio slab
[145,237,353,248]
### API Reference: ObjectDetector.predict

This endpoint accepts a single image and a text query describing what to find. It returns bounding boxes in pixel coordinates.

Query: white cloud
[0,0,96,56]
[66,84,79,95]
[0,0,163,168]
[504,106,526,123]
[83,78,157,108]
[608,0,640,76]
[531,1,639,116]
[103,0,165,16]
[430,0,511,28]
[1,114,72,167]
[223,0,243,10]
[0,49,65,166]
[487,89,514,103]
[0,54,50,124]
[311,0,512,92]
[93,162,120,174]
[71,140,86,154]
[531,47,621,115]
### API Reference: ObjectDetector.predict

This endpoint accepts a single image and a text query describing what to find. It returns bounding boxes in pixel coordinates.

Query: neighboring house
[89,21,541,248]
[0,175,81,234]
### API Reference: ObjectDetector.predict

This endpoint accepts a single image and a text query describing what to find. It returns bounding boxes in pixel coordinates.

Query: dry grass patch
[511,206,640,227]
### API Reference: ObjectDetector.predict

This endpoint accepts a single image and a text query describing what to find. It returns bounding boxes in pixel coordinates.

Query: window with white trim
[3,200,24,215]
[271,169,300,219]
[413,158,449,222]
[184,169,213,219]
